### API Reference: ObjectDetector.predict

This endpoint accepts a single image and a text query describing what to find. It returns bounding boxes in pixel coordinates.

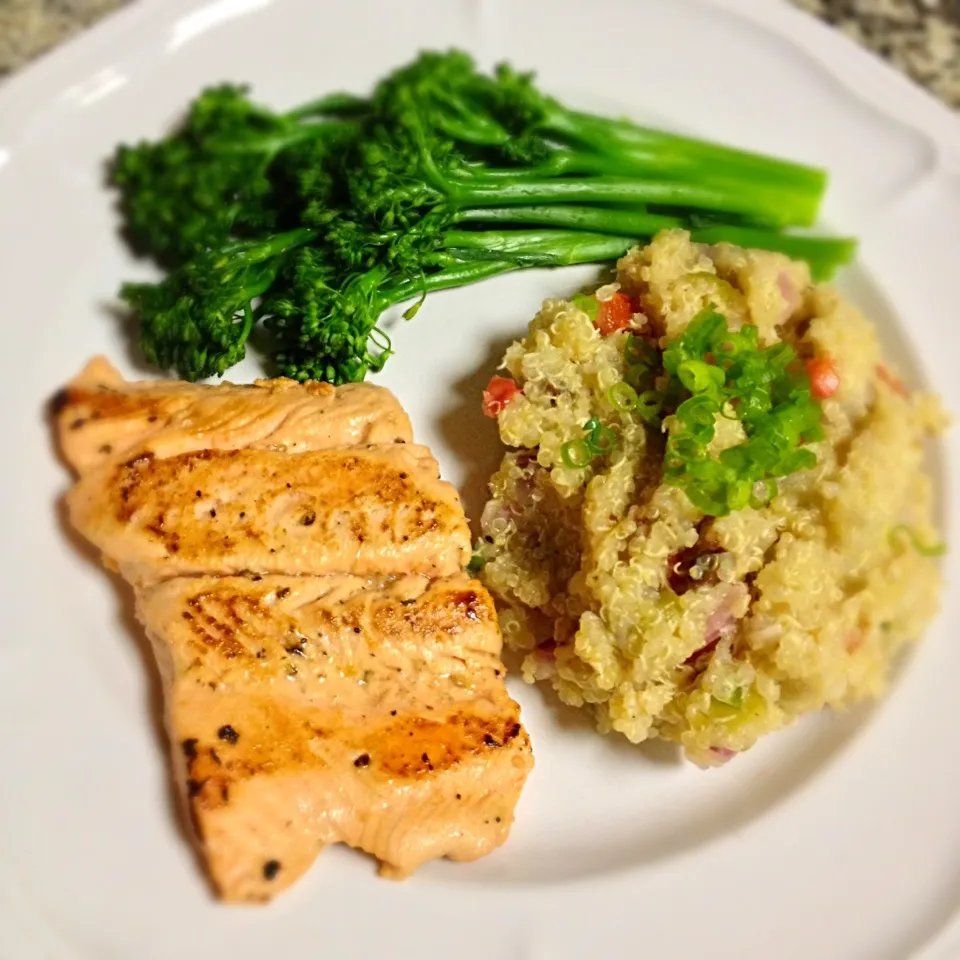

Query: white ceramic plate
[1,0,958,956]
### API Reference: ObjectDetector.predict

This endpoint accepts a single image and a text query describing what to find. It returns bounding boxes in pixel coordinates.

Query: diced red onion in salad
[704,583,749,644]
[481,499,513,538]
[777,271,802,322]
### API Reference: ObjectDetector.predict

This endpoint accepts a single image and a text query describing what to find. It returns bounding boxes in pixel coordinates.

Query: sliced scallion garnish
[584,418,617,454]
[572,293,599,321]
[636,390,663,423]
[607,382,639,411]
[560,438,594,468]
[889,524,947,558]
[625,334,658,368]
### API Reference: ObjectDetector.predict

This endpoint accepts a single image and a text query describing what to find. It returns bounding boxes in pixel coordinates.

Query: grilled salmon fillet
[68,444,470,586]
[54,362,533,901]
[137,573,531,901]
[53,357,413,473]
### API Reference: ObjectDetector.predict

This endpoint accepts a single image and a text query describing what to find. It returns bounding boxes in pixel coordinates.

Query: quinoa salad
[475,229,947,767]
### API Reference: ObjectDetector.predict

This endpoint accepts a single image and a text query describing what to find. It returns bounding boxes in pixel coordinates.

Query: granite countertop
[0,0,958,108]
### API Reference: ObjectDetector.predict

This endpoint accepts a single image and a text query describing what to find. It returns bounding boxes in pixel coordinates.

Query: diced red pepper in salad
[805,357,840,399]
[482,375,522,418]
[595,292,637,336]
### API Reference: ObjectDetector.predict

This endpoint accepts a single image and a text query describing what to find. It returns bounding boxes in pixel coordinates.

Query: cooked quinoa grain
[479,229,947,767]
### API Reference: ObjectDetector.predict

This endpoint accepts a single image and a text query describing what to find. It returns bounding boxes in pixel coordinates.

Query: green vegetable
[583,418,618,454]
[112,50,855,383]
[713,686,745,709]
[889,525,947,558]
[121,228,318,381]
[560,438,594,469]
[572,293,600,321]
[660,310,823,516]
[467,552,488,575]
[463,207,856,281]
[560,417,621,469]
[264,259,516,383]
[608,382,639,411]
[625,334,659,369]
[636,390,663,423]
[111,85,354,266]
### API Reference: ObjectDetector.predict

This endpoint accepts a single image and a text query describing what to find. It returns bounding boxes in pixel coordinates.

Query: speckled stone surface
[0,0,958,107]
[793,0,960,106]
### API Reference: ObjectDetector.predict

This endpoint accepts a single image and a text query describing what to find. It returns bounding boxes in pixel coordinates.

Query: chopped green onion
[584,417,617,454]
[677,359,725,394]
[607,382,639,411]
[572,293,599,321]
[467,552,487,574]
[636,390,663,423]
[625,334,658,368]
[626,363,656,392]
[662,309,824,517]
[889,524,947,557]
[677,394,719,436]
[713,686,745,709]
[560,438,594,468]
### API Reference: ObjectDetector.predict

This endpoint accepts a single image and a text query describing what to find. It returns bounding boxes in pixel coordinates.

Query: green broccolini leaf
[660,310,823,517]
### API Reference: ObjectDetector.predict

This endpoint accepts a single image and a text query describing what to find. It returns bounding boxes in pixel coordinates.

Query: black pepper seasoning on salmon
[217,725,239,744]
[353,753,370,768]
[263,860,281,881]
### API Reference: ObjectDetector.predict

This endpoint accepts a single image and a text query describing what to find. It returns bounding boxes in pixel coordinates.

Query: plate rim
[2,0,959,158]
[1,1,959,958]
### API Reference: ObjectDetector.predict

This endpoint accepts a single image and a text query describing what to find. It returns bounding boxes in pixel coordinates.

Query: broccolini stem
[688,225,857,280]
[285,92,369,120]
[441,229,635,267]
[211,120,355,159]
[383,259,519,304]
[454,151,676,180]
[545,106,826,193]
[454,205,683,234]
[443,175,817,228]
[453,206,856,276]
[222,226,319,265]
